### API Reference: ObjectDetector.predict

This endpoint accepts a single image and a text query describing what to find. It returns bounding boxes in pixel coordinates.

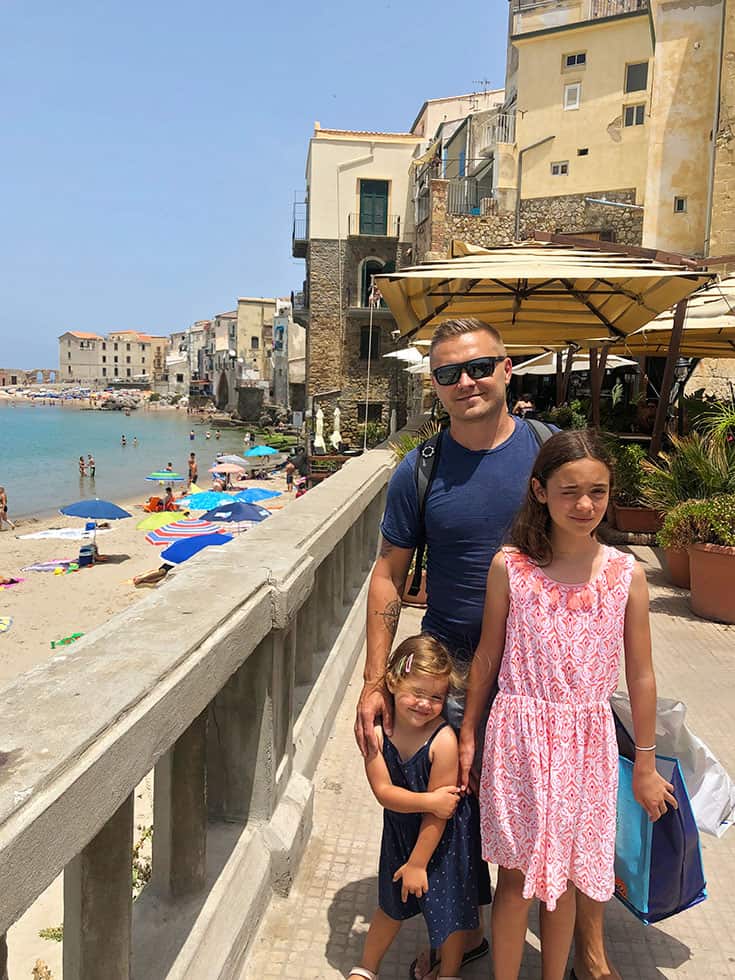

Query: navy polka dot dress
[378,722,488,948]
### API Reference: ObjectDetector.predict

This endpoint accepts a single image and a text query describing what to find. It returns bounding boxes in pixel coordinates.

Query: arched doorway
[216,372,229,410]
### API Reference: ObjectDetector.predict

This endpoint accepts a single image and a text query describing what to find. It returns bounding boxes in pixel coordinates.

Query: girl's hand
[458,727,476,794]
[633,766,678,821]
[393,862,429,902]
[427,785,460,819]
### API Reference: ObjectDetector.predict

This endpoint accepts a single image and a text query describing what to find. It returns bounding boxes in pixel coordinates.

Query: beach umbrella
[60,499,131,521]
[208,463,245,475]
[160,533,233,565]
[145,519,228,545]
[179,491,238,510]
[216,455,251,467]
[136,512,195,531]
[244,445,278,457]
[202,502,270,524]
[146,471,185,482]
[512,349,639,376]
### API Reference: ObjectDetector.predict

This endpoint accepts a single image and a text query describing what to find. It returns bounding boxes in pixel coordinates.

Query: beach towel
[21,559,74,573]
[18,528,112,541]
[0,578,24,590]
[0,617,12,633]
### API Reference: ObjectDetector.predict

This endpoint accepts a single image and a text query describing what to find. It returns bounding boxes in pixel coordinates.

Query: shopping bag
[613,714,707,924]
[612,691,735,837]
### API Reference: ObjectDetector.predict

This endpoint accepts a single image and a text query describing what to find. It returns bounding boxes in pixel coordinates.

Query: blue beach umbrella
[60,499,132,521]
[244,444,278,457]
[160,533,233,565]
[179,491,237,510]
[202,502,270,523]
[237,487,281,503]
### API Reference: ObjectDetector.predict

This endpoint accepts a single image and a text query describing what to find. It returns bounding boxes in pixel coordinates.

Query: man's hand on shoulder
[355,681,393,758]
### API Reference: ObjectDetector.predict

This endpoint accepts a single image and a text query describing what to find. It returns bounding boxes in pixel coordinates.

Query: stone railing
[0,447,395,980]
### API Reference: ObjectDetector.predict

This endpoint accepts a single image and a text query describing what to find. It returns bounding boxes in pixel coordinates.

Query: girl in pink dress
[459,429,677,980]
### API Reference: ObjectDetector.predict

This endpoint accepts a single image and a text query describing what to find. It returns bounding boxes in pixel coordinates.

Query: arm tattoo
[373,599,401,637]
[379,538,395,558]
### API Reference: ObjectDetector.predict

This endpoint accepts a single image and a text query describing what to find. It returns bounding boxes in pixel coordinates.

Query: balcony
[292,201,308,258]
[347,213,400,238]
[511,0,647,33]
[447,177,496,216]
[292,286,309,328]
[480,110,517,154]
[590,0,648,16]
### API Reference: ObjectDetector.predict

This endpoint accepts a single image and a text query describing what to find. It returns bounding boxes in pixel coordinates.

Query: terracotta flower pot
[612,504,664,534]
[689,543,735,624]
[663,547,690,589]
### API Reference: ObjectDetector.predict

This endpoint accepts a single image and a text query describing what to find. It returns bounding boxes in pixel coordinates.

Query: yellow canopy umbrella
[136,513,181,531]
[375,239,713,345]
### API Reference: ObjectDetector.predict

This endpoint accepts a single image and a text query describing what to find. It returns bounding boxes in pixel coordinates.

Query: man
[355,318,618,980]
[188,452,198,487]
[87,453,96,478]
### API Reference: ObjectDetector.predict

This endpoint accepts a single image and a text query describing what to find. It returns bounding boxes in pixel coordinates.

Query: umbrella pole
[555,352,563,407]
[589,347,599,427]
[649,298,688,458]
[561,346,577,404]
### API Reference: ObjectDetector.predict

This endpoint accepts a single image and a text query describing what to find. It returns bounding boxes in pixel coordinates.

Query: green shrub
[540,399,587,430]
[389,419,442,462]
[641,434,735,510]
[359,421,388,449]
[610,441,650,506]
[148,392,161,403]
[658,494,735,549]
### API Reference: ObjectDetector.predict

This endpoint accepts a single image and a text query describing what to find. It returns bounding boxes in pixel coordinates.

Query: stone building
[58,330,168,384]
[292,124,422,440]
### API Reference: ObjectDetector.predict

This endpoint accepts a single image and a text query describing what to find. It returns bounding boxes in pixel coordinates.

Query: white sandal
[348,970,377,980]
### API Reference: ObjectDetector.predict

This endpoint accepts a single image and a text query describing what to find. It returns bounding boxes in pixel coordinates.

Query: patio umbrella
[160,533,233,565]
[146,471,185,482]
[145,519,228,545]
[382,347,424,364]
[513,349,639,376]
[202,502,270,524]
[375,239,713,344]
[208,463,245,475]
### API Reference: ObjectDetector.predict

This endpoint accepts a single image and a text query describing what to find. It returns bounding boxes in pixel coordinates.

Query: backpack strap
[524,417,555,448]
[407,429,444,596]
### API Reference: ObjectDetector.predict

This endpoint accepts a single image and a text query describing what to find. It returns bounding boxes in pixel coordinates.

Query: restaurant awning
[374,239,714,345]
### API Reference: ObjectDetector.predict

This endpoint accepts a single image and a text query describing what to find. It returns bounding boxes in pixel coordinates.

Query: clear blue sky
[1,1,507,368]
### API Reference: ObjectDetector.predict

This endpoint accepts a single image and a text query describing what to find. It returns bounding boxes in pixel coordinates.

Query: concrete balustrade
[0,445,397,980]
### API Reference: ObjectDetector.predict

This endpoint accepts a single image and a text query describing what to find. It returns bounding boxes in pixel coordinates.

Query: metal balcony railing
[590,0,647,16]
[482,111,516,152]
[347,213,400,238]
[447,178,496,216]
[292,201,308,257]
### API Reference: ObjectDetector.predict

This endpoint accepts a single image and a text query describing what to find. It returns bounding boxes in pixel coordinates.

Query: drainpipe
[704,0,727,256]
[515,135,555,239]
[335,145,376,383]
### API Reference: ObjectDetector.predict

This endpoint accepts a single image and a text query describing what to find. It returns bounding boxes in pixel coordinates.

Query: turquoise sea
[0,403,250,518]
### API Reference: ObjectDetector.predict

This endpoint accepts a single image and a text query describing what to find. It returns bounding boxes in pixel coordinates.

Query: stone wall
[687,357,735,400]
[417,179,643,259]
[709,4,735,255]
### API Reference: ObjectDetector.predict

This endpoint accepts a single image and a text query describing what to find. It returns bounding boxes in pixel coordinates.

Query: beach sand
[3,470,294,976]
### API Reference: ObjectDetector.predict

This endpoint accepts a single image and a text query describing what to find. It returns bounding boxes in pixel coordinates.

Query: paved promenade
[242,548,735,979]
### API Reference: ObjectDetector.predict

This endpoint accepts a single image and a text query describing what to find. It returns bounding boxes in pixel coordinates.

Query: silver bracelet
[635,744,657,752]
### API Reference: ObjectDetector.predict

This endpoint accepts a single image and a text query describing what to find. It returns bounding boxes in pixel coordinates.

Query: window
[126,368,131,377]
[142,357,145,364]
[114,355,118,363]
[577,148,589,156]
[102,355,106,363]
[625,62,648,93]
[176,373,184,383]
[357,402,383,423]
[68,365,72,374]
[458,149,466,178]
[68,351,71,359]
[551,161,569,176]
[674,196,688,213]
[114,343,118,351]
[624,104,646,127]
[564,52,586,69]
[360,324,381,360]
[250,336,259,350]
[564,82,581,110]
[102,342,106,350]
[102,367,107,377]
[126,343,131,351]
[359,179,389,235]
[126,355,131,364]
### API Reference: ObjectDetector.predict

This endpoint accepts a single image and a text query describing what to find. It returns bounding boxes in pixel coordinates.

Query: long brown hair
[509,428,614,566]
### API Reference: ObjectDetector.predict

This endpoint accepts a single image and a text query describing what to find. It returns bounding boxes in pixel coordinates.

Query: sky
[0,1,507,368]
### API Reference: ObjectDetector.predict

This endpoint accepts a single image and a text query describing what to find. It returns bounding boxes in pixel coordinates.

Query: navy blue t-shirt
[381,418,545,655]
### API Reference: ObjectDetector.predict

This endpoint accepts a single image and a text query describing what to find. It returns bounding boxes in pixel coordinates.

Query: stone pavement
[241,548,735,979]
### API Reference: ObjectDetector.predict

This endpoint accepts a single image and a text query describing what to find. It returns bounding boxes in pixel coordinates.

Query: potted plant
[610,442,663,533]
[656,499,701,589]
[687,494,735,624]
[641,434,735,510]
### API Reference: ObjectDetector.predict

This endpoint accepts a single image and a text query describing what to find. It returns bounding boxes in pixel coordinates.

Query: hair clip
[404,654,414,674]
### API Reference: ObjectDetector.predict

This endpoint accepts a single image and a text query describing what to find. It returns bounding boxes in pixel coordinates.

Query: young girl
[349,634,485,980]
[459,429,677,980]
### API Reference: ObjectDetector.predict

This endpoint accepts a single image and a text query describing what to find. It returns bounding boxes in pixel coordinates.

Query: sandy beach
[0,471,293,687]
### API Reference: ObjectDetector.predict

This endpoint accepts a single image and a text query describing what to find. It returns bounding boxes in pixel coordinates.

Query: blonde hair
[384,634,465,692]
[429,318,506,358]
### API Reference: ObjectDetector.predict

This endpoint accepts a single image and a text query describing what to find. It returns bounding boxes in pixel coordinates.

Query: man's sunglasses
[431,355,504,387]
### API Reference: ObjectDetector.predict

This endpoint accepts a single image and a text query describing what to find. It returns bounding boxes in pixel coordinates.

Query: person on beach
[348,635,482,980]
[163,487,178,511]
[355,318,624,980]
[285,460,295,492]
[0,487,13,530]
[87,453,95,478]
[121,434,127,447]
[205,430,211,440]
[165,461,174,472]
[215,429,221,440]
[460,429,676,980]
[188,452,198,487]
[189,429,195,441]
[133,436,138,448]
[78,455,86,477]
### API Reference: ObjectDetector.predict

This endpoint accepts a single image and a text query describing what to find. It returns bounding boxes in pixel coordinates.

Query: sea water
[0,403,252,518]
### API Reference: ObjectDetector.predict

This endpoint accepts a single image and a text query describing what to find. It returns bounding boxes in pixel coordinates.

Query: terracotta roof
[315,127,418,139]
[64,331,103,340]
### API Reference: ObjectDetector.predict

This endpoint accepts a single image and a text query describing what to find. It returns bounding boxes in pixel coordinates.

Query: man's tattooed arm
[373,598,401,638]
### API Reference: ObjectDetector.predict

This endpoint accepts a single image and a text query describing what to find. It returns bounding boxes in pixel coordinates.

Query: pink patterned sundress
[479,545,635,910]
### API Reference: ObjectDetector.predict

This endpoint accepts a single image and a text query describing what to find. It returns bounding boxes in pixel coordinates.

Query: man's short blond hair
[429,318,506,358]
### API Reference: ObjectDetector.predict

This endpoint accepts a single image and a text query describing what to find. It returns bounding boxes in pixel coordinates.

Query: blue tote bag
[614,715,707,924]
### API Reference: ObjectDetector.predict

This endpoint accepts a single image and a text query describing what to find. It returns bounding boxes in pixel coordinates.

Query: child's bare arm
[364,726,460,818]
[624,563,677,821]
[393,727,458,901]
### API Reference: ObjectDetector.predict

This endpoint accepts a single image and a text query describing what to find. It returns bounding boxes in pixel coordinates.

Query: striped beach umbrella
[146,471,186,482]
[145,519,228,546]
